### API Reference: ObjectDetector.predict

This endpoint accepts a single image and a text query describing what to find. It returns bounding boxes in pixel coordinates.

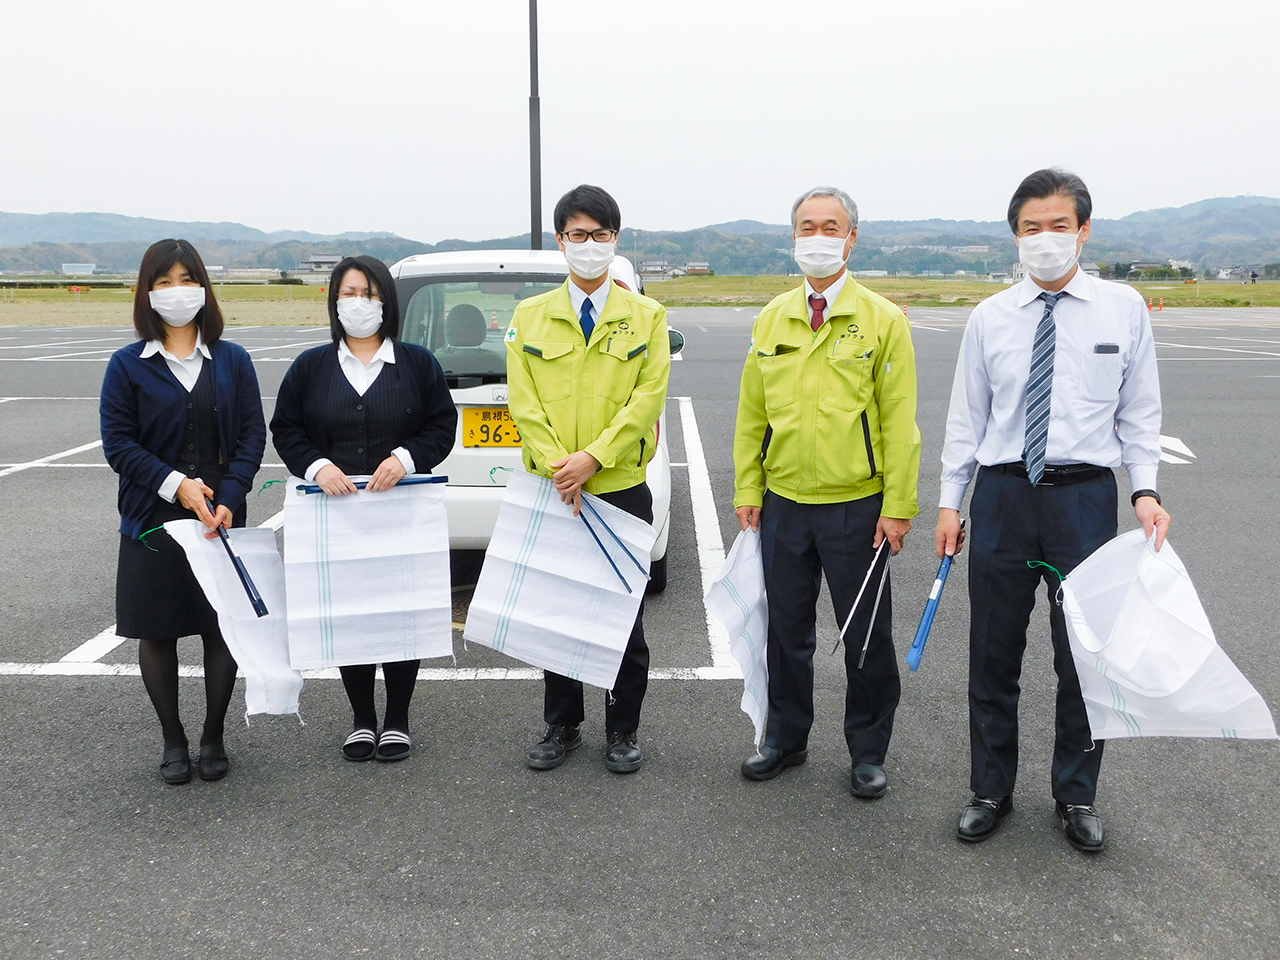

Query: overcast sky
[3,0,1277,241]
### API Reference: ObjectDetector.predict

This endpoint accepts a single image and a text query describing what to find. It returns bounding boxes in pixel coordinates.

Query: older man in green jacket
[733,186,920,797]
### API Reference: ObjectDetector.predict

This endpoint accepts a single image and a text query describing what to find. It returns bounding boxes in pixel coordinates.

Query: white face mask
[562,239,616,281]
[149,286,205,327]
[1018,230,1080,282]
[793,234,850,279]
[336,297,384,338]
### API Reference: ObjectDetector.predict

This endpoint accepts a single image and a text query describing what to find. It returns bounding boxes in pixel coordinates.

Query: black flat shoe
[957,794,1012,842]
[1056,801,1106,852]
[197,743,229,781]
[851,762,887,800]
[741,744,808,781]
[604,730,643,773]
[527,724,582,770]
[160,745,192,785]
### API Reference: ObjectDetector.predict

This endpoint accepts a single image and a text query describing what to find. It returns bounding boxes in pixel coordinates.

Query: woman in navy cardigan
[100,239,266,785]
[271,255,456,763]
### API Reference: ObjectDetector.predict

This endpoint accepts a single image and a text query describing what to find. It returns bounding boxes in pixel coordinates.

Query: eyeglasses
[560,229,617,243]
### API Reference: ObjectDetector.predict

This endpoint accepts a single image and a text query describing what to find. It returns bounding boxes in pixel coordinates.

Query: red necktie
[808,294,827,332]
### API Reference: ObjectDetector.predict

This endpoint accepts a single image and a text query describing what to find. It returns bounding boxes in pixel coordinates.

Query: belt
[985,461,1111,486]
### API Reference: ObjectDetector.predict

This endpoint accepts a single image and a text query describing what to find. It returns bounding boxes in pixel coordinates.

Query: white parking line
[14,400,743,683]
[0,337,126,351]
[675,395,737,672]
[0,440,103,478]
[0,662,744,680]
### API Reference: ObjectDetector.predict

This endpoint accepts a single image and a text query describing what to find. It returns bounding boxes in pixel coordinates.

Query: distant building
[288,254,342,284]
[61,263,95,275]
[685,261,711,275]
[852,269,889,277]
[226,268,283,280]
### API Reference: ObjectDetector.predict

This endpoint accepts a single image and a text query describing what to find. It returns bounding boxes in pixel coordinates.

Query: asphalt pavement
[1,308,1278,959]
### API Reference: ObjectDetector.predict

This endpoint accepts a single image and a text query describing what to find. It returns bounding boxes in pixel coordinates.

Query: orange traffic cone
[490,310,499,330]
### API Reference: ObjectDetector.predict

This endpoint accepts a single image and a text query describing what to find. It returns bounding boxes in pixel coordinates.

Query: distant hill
[2,196,1279,277]
[0,210,399,247]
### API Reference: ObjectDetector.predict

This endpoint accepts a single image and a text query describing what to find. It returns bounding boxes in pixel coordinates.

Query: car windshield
[398,275,565,381]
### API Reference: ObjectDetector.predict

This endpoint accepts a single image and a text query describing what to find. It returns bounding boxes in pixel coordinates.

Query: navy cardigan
[270,340,456,479]
[100,339,267,538]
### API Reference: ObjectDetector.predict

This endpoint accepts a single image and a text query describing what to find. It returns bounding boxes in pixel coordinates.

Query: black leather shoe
[160,745,192,785]
[741,745,808,781]
[197,743,229,781]
[851,762,887,799]
[1056,801,1106,852]
[605,730,643,773]
[957,794,1012,842]
[526,724,582,770]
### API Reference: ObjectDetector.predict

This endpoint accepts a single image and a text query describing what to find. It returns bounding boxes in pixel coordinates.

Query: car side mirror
[668,329,685,357]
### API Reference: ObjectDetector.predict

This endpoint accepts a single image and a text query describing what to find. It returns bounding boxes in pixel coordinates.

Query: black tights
[339,660,420,733]
[139,631,238,750]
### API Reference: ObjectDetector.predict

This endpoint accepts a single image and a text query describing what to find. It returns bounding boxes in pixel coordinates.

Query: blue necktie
[579,299,595,343]
[1023,291,1063,485]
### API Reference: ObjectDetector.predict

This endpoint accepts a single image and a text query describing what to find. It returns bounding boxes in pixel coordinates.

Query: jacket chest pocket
[1074,352,1121,402]
[522,340,576,402]
[597,336,647,403]
[757,347,802,411]
[823,340,873,412]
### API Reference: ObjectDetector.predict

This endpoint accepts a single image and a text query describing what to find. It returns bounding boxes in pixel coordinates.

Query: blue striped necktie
[579,299,595,342]
[1023,291,1064,485]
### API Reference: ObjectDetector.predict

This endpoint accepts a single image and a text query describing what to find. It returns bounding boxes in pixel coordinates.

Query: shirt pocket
[1075,352,1122,402]
[521,340,576,402]
[757,345,802,412]
[596,336,647,403]
[824,340,873,412]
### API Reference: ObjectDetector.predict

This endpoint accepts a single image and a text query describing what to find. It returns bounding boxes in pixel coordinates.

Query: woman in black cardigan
[100,239,266,785]
[271,255,456,762]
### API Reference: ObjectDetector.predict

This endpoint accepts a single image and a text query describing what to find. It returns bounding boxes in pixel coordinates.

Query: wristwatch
[1130,489,1161,507]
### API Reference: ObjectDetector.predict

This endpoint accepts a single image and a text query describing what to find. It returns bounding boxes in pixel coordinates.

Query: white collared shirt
[142,332,214,503]
[566,278,612,337]
[141,330,211,392]
[939,268,1162,511]
[303,338,416,482]
[803,269,849,326]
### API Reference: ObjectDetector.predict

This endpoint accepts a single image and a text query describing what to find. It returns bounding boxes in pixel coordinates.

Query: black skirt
[115,499,223,641]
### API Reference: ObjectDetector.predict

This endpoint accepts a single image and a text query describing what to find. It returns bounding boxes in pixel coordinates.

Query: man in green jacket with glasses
[506,184,670,774]
[733,186,921,798]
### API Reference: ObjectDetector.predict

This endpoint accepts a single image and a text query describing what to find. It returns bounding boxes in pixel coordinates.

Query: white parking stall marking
[60,625,127,663]
[675,395,738,673]
[245,339,329,354]
[9,398,743,682]
[1155,341,1280,359]
[0,336,127,351]
[0,440,103,478]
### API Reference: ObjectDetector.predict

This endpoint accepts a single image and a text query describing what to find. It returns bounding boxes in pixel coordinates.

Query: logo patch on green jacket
[505,326,518,342]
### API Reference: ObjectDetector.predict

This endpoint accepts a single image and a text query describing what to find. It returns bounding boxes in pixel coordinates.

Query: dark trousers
[759,490,900,763]
[968,466,1117,805]
[544,483,652,735]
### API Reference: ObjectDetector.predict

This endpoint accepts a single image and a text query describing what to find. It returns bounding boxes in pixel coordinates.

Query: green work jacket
[733,277,921,518]
[506,279,670,495]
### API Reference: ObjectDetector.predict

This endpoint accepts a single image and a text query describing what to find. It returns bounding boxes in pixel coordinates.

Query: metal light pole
[528,0,542,250]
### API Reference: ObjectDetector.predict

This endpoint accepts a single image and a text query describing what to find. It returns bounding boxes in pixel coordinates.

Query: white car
[390,249,681,593]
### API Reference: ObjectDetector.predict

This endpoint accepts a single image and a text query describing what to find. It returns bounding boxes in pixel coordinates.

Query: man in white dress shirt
[936,168,1171,852]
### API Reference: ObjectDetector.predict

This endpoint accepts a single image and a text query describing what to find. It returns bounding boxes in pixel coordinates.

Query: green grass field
[3,277,1278,325]
[643,275,1280,309]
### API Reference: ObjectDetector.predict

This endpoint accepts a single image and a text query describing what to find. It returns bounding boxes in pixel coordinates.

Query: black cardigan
[101,339,266,538]
[270,341,457,478]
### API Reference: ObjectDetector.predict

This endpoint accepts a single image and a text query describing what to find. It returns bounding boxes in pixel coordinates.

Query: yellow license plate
[463,407,522,447]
